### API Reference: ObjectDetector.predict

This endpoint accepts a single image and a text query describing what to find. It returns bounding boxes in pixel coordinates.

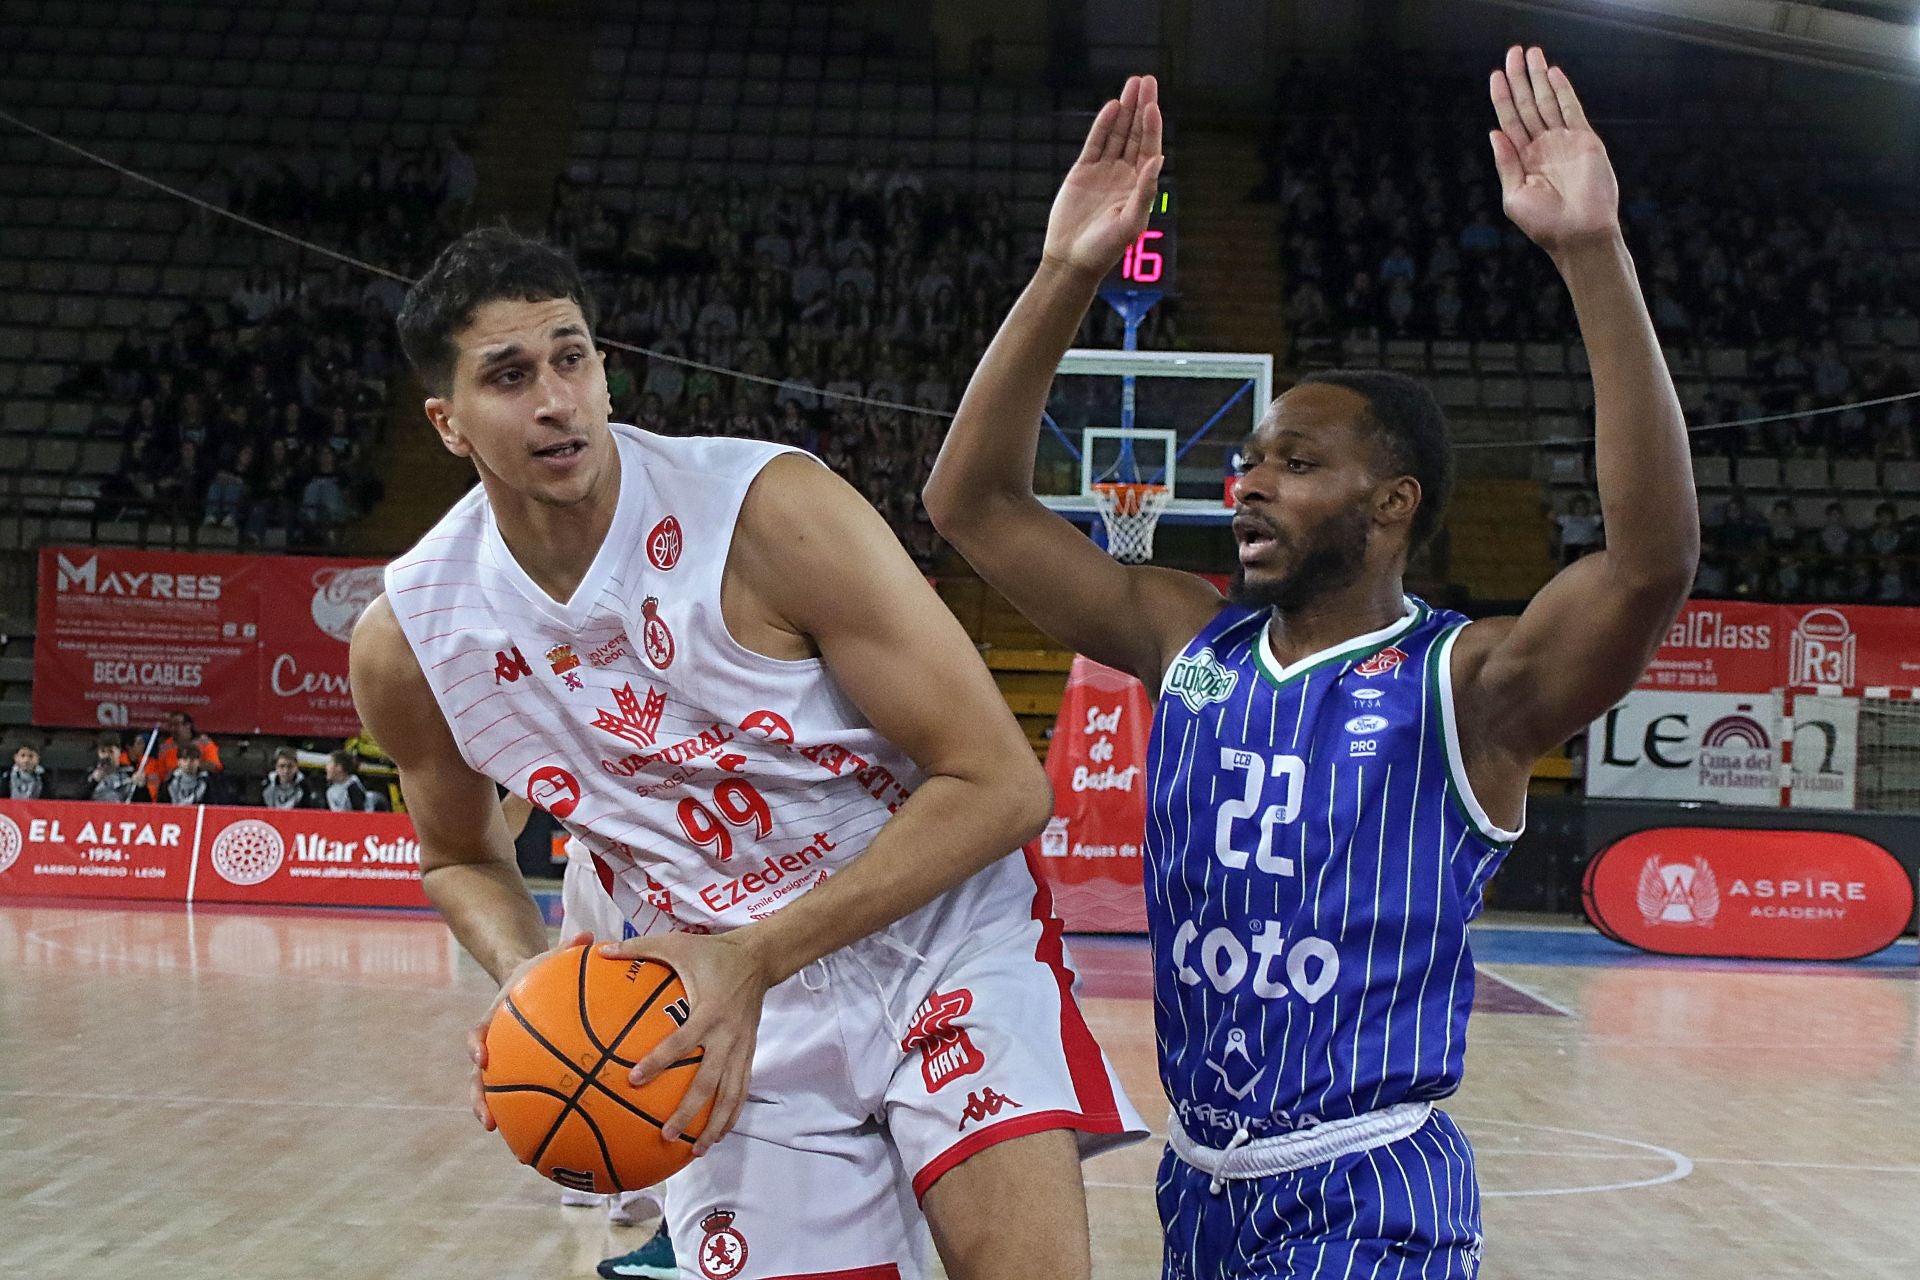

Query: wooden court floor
[1,901,1915,1279]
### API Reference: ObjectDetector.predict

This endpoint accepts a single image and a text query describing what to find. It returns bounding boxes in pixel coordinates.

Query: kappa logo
[958,1088,1022,1131]
[901,987,985,1093]
[1166,647,1238,714]
[641,597,675,670]
[1353,646,1407,678]
[696,1208,748,1280]
[1638,856,1720,926]
[648,516,684,572]
[545,643,583,690]
[492,646,531,685]
[591,682,667,749]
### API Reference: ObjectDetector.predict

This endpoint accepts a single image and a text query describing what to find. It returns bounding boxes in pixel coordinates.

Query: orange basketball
[481,944,709,1193]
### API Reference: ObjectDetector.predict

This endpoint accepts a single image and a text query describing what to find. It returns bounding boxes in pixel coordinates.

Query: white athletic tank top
[385,425,1037,944]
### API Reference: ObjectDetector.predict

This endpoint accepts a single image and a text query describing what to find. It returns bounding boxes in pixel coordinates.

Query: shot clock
[1102,184,1177,295]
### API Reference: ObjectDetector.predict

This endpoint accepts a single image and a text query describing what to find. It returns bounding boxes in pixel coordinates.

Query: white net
[1855,696,1920,814]
[1093,483,1171,564]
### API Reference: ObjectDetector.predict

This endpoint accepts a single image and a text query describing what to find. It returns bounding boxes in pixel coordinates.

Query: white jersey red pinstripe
[386,425,1144,1277]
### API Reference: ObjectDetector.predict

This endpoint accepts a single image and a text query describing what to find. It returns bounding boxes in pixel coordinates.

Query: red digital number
[1123,229,1165,283]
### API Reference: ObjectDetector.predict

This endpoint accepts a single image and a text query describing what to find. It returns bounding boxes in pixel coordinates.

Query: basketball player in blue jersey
[927,52,1699,1277]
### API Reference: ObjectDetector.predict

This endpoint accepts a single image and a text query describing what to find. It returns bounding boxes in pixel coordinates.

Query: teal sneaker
[596,1223,676,1280]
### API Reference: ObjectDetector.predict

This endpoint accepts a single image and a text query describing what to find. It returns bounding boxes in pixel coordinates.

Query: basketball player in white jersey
[350,228,1143,1280]
[926,59,1698,1275]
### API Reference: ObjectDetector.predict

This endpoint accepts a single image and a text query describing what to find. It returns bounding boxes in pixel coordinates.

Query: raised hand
[1042,74,1165,277]
[1488,46,1620,256]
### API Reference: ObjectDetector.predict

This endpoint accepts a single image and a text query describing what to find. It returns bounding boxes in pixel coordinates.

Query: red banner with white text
[32,547,384,736]
[1640,601,1920,694]
[0,800,429,909]
[1025,657,1151,933]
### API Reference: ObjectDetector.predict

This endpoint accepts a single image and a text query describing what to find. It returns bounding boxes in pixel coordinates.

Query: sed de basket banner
[1025,655,1152,933]
[32,547,385,737]
[1583,825,1913,961]
[0,800,429,910]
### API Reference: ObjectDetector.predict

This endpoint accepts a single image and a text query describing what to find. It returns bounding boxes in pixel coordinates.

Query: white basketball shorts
[664,896,1147,1279]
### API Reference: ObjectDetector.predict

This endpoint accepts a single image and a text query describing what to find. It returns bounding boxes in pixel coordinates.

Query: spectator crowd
[56,135,482,548]
[547,160,1177,566]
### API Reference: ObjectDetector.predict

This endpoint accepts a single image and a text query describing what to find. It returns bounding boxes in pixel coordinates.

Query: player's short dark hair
[178,742,202,762]
[397,227,597,396]
[94,732,121,751]
[1297,369,1453,550]
[272,746,299,765]
[329,749,358,774]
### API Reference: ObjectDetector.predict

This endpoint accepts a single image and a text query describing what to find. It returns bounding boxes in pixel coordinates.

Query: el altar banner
[0,800,429,910]
[33,547,384,737]
[1027,657,1151,933]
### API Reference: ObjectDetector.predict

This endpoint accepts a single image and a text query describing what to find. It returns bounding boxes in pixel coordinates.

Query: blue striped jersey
[1146,597,1521,1143]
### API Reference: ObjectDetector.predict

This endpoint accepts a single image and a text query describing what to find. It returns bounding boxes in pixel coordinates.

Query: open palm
[1044,74,1164,276]
[1489,47,1620,254]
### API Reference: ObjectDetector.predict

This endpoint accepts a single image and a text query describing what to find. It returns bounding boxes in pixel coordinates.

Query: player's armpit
[931,488,1225,692]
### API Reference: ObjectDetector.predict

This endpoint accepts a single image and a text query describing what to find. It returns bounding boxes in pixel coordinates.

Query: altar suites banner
[32,547,384,737]
[1639,600,1920,694]
[0,800,429,909]
[1026,657,1151,933]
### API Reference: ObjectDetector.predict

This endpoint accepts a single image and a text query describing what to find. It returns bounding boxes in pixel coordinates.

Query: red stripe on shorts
[760,1268,902,1280]
[1022,849,1122,1122]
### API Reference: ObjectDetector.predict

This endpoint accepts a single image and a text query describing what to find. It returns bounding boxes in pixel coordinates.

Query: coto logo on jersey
[648,516,684,571]
[1166,647,1238,714]
[1353,646,1407,677]
[696,1209,748,1280]
[527,765,582,819]
[1637,856,1719,926]
[901,987,985,1092]
[641,597,674,670]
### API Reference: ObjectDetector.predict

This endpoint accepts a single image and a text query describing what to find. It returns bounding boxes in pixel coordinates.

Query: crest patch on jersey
[1166,647,1238,714]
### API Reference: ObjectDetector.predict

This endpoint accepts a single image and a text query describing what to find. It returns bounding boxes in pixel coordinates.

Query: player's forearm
[924,258,1103,520]
[1559,233,1699,589]
[732,768,1054,986]
[421,859,552,984]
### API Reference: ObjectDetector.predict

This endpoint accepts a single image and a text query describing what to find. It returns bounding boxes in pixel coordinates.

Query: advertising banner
[1785,694,1859,811]
[1585,691,1781,805]
[1583,826,1914,960]
[32,548,384,737]
[1638,601,1920,695]
[1026,656,1151,933]
[0,800,428,910]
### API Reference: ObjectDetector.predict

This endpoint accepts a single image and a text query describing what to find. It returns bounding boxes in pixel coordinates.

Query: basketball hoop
[1092,482,1172,564]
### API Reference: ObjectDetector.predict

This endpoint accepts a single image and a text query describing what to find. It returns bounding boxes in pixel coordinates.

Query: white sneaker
[560,1189,609,1209]
[606,1192,652,1227]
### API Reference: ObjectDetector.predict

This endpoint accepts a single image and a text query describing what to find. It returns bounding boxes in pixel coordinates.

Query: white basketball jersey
[385,425,1037,944]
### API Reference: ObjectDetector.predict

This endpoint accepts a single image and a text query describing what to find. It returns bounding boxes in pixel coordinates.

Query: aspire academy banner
[1027,656,1151,933]
[33,547,384,737]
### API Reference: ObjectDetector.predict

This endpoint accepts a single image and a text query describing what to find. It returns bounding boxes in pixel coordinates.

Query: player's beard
[1229,504,1371,614]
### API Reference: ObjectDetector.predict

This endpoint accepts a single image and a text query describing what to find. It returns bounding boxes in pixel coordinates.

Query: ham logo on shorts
[697,1208,749,1280]
[647,516,684,571]
[901,987,985,1093]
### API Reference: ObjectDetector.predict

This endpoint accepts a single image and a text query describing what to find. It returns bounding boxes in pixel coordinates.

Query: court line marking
[0,1087,466,1113]
[1474,966,1580,1018]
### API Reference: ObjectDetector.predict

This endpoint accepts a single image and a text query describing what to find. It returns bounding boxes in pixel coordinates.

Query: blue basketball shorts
[1156,1109,1483,1279]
